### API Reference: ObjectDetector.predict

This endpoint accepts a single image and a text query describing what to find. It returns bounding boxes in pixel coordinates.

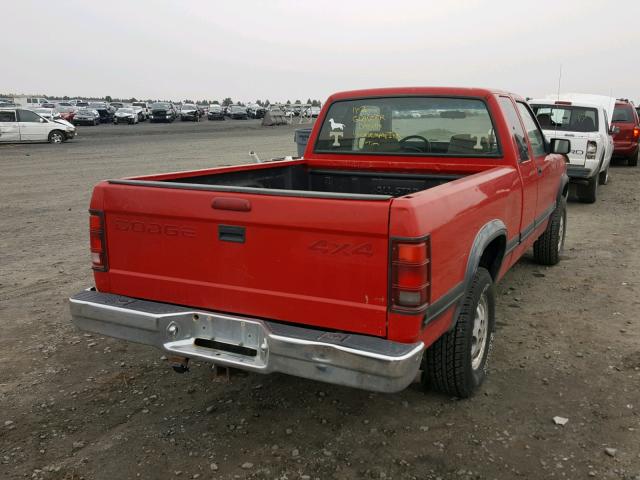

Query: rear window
[613,105,634,122]
[314,97,500,157]
[531,104,598,132]
[0,111,16,122]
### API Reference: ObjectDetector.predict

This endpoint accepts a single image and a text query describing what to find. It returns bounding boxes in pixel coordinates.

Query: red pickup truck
[70,87,570,398]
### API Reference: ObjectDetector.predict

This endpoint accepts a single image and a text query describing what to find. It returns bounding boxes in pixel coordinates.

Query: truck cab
[529,95,615,203]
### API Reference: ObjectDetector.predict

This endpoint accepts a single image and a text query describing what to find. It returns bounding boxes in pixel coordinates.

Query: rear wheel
[423,267,495,398]
[48,130,65,144]
[629,149,639,167]
[598,166,609,185]
[577,175,598,203]
[533,199,566,265]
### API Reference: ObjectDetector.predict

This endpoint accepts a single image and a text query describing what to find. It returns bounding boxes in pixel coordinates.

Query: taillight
[390,237,430,313]
[89,210,108,271]
[633,126,639,139]
[586,141,597,160]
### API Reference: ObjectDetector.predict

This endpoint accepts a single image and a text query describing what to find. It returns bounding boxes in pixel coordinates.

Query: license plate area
[162,313,268,368]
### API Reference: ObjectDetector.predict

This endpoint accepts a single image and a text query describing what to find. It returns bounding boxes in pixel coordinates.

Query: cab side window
[0,111,16,122]
[498,96,529,161]
[17,110,43,122]
[516,102,546,157]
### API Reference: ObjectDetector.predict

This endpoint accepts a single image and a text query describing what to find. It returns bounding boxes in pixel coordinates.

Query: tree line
[1,93,322,107]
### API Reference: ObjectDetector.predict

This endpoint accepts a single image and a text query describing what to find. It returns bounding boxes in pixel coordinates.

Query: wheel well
[478,236,506,280]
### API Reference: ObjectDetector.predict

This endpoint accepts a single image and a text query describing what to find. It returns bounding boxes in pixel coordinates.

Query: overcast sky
[3,0,639,103]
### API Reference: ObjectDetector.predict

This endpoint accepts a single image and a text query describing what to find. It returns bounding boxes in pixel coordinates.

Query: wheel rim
[51,133,63,143]
[557,214,564,253]
[471,289,489,370]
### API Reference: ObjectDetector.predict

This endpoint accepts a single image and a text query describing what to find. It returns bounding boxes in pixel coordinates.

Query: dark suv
[612,99,639,166]
[88,102,115,124]
[150,102,177,123]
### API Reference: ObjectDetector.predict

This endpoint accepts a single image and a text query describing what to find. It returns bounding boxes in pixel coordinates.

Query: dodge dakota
[69,87,570,398]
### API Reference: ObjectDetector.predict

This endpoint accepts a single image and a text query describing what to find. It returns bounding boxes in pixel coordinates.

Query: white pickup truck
[529,94,615,203]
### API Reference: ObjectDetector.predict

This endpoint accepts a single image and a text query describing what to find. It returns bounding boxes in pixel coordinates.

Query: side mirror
[39,118,46,123]
[609,125,620,135]
[550,138,570,155]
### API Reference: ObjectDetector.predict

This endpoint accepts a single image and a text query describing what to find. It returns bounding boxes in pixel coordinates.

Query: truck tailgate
[544,131,589,166]
[98,184,391,337]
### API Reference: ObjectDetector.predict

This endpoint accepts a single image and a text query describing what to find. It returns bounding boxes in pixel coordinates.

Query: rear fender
[448,219,506,331]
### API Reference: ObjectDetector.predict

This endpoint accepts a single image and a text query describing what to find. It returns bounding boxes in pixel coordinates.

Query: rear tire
[533,199,566,266]
[48,130,65,144]
[598,166,609,185]
[629,149,639,167]
[577,175,598,203]
[423,267,495,398]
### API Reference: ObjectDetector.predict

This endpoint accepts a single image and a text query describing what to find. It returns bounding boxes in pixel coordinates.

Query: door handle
[537,167,543,175]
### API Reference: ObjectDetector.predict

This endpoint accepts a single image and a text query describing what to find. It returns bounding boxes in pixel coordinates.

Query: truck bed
[111,163,464,199]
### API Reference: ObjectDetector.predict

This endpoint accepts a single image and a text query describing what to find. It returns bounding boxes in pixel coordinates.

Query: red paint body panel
[611,101,640,158]
[94,182,391,336]
[89,87,567,345]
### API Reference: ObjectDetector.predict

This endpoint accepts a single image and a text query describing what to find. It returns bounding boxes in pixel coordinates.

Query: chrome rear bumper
[69,289,424,393]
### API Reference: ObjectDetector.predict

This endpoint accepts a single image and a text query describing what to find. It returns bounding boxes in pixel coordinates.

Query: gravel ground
[0,120,639,480]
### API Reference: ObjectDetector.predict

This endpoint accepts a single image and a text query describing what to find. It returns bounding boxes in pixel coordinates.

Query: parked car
[110,102,126,110]
[247,104,266,119]
[73,108,100,126]
[55,106,77,122]
[69,87,570,398]
[89,102,115,124]
[0,107,76,143]
[114,108,139,125]
[131,106,145,121]
[529,95,615,203]
[132,102,150,120]
[180,104,201,122]
[611,99,639,166]
[306,106,321,117]
[228,104,248,119]
[207,104,225,120]
[32,107,62,121]
[150,102,177,122]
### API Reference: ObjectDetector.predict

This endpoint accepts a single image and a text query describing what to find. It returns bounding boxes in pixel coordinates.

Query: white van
[0,108,76,143]
[11,96,50,108]
[528,94,615,203]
